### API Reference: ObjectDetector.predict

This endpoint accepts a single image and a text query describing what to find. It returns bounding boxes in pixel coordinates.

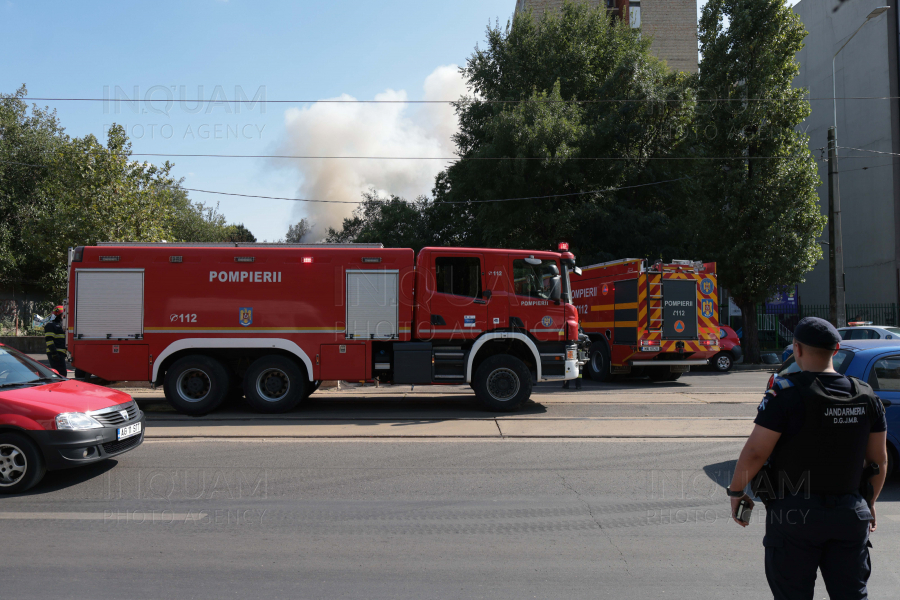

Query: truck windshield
[0,347,62,386]
[512,259,558,300]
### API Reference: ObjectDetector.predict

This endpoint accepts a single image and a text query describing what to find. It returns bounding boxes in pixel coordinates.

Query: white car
[837,324,900,341]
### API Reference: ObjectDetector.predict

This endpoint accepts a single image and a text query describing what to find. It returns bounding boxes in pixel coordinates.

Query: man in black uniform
[726,317,888,600]
[44,305,67,376]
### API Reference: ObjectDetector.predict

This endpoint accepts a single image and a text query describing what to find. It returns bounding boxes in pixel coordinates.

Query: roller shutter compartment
[345,270,399,340]
[75,270,144,339]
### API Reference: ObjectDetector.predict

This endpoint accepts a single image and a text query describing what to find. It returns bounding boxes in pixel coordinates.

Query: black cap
[793,317,841,349]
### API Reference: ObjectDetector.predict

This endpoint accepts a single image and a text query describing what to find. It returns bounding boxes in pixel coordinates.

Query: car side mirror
[482,290,492,300]
[550,276,561,302]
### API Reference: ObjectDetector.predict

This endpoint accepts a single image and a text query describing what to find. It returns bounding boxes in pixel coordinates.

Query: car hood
[0,380,133,414]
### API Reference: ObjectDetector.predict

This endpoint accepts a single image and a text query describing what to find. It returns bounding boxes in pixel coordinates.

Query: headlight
[56,413,103,430]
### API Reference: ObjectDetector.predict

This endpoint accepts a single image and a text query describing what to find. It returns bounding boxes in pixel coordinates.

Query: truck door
[426,253,488,339]
[508,256,563,337]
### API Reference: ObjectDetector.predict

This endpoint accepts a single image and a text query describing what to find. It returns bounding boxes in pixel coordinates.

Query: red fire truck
[570,258,719,382]
[64,243,587,415]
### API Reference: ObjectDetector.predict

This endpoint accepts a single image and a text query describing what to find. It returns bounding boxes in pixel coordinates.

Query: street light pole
[828,6,888,327]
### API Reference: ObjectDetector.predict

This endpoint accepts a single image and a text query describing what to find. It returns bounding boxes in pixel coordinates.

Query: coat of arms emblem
[239,307,253,327]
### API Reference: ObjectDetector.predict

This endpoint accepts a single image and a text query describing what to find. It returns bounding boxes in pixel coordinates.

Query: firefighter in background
[44,305,67,376]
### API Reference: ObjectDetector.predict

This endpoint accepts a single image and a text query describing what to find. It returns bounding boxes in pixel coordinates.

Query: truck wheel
[586,344,613,382]
[0,433,46,494]
[301,380,322,402]
[74,368,90,379]
[164,355,230,416]
[647,367,670,382]
[713,352,733,372]
[243,356,307,413]
[666,372,683,381]
[473,355,532,412]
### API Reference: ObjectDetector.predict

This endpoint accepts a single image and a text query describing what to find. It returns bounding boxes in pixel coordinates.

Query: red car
[712,326,742,372]
[0,343,145,493]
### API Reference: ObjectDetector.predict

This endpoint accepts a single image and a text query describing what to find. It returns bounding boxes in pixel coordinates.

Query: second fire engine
[571,258,720,381]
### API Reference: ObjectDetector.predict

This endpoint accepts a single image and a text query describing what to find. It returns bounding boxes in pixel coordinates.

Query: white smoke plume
[276,65,468,241]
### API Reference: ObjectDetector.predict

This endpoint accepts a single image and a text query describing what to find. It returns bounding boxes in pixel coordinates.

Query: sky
[2,0,803,242]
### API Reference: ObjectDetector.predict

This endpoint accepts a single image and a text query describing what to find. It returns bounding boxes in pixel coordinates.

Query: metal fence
[729,303,899,350]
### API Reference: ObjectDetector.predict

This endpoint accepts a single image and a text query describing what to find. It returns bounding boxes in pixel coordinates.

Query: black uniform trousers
[763,493,872,600]
[47,353,67,377]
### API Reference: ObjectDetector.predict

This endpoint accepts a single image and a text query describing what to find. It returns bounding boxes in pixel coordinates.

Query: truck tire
[647,367,670,382]
[243,356,307,413]
[0,433,46,494]
[301,380,322,402]
[473,355,532,412]
[164,355,230,416]
[713,352,733,372]
[586,344,613,382]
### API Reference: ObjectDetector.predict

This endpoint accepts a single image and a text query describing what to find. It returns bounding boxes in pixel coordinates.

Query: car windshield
[0,346,62,386]
[778,349,855,377]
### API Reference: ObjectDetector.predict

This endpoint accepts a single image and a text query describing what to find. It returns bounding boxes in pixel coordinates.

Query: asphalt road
[4,369,898,599]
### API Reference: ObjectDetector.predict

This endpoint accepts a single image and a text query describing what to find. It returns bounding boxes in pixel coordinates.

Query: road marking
[0,511,207,521]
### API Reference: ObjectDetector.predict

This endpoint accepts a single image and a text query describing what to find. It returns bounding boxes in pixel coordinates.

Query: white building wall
[793,0,899,305]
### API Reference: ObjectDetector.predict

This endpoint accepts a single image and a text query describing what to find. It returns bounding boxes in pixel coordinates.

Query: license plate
[117,422,142,441]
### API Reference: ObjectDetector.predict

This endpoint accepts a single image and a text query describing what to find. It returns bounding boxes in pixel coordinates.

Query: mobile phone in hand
[735,498,753,524]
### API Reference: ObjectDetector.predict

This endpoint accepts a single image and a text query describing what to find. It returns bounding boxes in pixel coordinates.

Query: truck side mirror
[550,277,561,302]
[482,290,492,300]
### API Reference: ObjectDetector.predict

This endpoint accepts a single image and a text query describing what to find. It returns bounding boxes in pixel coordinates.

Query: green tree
[2,86,238,296]
[694,0,825,362]
[326,191,440,252]
[285,218,313,243]
[169,194,231,243]
[435,1,696,262]
[0,86,67,293]
[225,223,257,243]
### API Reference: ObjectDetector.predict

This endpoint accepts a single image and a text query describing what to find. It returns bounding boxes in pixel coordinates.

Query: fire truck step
[434,374,465,380]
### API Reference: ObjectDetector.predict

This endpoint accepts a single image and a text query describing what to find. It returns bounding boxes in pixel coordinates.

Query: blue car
[771,339,899,476]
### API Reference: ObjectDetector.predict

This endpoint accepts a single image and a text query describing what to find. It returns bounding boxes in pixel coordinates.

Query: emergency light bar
[234,256,255,263]
[302,257,313,264]
[361,257,382,263]
[558,242,569,251]
[99,256,120,262]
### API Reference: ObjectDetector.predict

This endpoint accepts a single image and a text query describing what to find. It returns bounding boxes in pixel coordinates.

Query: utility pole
[827,126,846,327]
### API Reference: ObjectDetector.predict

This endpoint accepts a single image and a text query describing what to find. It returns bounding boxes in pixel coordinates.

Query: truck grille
[102,434,142,455]
[90,402,140,426]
